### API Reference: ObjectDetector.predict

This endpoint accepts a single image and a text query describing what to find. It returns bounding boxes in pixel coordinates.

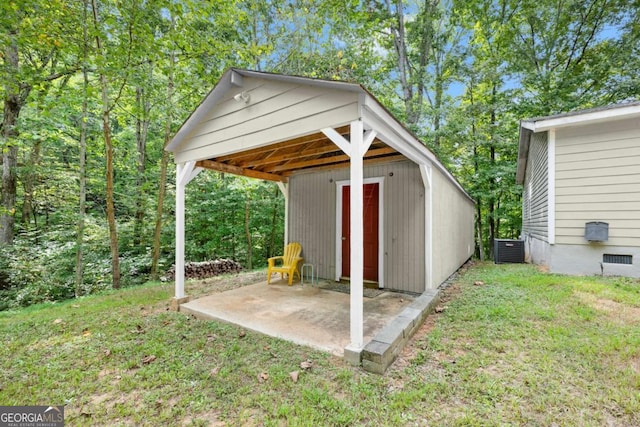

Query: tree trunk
[433,62,443,148]
[75,1,89,297]
[150,18,175,280]
[1,141,18,246]
[476,200,485,261]
[133,81,150,247]
[488,85,497,260]
[386,0,414,123]
[244,198,252,270]
[91,0,120,289]
[1,33,22,246]
[21,141,41,228]
[469,83,485,260]
[267,186,279,259]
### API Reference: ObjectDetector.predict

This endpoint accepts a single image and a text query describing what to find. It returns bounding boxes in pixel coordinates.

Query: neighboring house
[516,102,640,277]
[165,68,475,356]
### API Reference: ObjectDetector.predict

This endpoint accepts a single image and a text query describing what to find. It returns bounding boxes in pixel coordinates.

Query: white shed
[166,68,475,358]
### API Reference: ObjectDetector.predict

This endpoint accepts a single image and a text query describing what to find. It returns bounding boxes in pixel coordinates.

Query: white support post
[347,120,364,351]
[174,161,201,302]
[419,164,433,289]
[175,163,186,299]
[277,182,289,246]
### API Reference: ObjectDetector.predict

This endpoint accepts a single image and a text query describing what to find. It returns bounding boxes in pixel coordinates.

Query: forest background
[0,0,638,309]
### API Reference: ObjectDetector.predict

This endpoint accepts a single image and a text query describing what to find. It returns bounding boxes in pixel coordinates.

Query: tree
[0,0,79,245]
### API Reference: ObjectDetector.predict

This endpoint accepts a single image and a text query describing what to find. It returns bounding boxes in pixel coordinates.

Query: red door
[341,183,379,282]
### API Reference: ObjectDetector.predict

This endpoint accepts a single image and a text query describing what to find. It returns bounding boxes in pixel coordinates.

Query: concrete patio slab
[179,279,415,356]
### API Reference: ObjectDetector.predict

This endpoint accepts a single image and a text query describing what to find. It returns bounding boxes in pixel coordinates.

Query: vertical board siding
[522,132,549,241]
[555,117,640,247]
[289,160,425,293]
[431,169,475,287]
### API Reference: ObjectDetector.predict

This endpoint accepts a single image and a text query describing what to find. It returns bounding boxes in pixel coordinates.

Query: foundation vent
[603,254,632,265]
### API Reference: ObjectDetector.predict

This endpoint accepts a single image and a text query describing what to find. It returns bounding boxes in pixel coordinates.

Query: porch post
[347,120,364,351]
[173,161,201,304]
[175,163,186,299]
[419,163,433,289]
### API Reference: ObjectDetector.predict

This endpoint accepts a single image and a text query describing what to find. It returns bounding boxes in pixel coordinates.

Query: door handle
[341,237,347,241]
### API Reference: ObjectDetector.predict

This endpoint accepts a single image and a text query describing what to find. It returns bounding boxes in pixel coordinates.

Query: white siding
[431,168,475,286]
[175,77,359,163]
[555,117,640,247]
[522,132,549,241]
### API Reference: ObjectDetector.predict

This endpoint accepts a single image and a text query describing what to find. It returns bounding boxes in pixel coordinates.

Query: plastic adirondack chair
[267,242,303,285]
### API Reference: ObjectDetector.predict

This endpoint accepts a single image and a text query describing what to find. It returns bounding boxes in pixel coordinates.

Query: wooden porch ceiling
[195,125,405,182]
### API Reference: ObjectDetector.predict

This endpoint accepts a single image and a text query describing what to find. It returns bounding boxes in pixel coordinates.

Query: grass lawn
[1,262,639,426]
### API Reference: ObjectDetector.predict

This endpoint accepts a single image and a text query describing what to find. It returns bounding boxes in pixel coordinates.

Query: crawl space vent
[603,254,632,265]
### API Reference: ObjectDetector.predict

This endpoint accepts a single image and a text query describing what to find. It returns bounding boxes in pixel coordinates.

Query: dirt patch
[388,282,463,373]
[182,410,225,427]
[186,270,267,299]
[575,291,640,324]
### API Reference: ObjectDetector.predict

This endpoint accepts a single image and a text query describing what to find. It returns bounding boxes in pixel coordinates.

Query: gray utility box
[585,222,608,242]
[494,239,525,264]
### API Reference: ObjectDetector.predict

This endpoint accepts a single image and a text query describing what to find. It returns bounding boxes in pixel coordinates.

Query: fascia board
[516,126,533,185]
[234,68,364,94]
[528,105,640,132]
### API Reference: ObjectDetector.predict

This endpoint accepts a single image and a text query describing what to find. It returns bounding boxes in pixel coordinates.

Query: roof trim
[520,101,640,132]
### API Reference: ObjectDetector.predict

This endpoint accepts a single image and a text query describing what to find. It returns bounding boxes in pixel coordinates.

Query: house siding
[175,77,360,163]
[288,160,426,293]
[555,117,640,247]
[431,168,475,286]
[522,132,549,241]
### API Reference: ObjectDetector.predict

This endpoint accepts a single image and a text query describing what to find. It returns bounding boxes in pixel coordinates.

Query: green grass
[1,263,640,426]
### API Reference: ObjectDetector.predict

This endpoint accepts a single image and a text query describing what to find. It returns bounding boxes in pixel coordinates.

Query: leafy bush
[0,217,160,310]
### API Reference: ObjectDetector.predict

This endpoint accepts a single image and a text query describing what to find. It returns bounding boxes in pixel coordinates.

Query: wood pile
[166,258,242,280]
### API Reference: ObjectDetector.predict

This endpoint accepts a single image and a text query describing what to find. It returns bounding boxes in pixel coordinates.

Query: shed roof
[516,101,640,184]
[166,68,471,200]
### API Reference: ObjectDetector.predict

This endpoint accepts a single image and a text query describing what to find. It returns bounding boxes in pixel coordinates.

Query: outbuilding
[166,68,475,360]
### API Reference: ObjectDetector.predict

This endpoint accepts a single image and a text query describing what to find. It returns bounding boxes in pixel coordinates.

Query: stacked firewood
[166,258,242,280]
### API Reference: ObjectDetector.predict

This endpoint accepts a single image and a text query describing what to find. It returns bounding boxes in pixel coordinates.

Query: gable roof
[516,101,640,184]
[166,68,472,200]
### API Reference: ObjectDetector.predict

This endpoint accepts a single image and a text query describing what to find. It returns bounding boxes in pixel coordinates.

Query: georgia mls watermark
[0,406,64,427]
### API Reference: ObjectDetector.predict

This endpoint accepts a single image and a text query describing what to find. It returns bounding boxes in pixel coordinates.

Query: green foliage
[0,218,156,310]
[185,173,284,267]
[1,0,638,306]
